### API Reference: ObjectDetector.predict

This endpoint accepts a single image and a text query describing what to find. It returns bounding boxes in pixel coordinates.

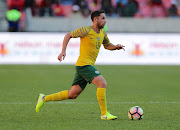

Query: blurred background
[0,0,180,65]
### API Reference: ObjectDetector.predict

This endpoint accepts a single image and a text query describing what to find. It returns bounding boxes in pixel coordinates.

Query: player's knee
[100,81,107,88]
[68,94,78,99]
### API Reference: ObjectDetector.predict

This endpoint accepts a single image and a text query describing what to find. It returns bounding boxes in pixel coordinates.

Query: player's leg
[92,75,107,88]
[44,84,83,101]
[68,85,83,99]
[92,75,117,120]
[92,75,107,115]
[35,90,69,113]
[76,65,109,119]
[43,71,86,102]
[43,90,69,102]
[35,85,82,113]
[35,70,86,113]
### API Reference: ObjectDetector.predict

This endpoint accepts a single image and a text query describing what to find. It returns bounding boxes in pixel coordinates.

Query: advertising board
[0,33,179,65]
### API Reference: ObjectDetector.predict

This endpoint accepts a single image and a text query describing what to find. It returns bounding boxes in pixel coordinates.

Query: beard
[98,23,105,29]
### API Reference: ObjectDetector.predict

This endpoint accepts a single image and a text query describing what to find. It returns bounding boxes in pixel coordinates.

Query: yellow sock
[44,90,69,102]
[96,88,107,115]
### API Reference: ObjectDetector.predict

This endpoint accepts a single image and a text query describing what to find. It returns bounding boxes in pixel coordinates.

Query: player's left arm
[102,30,125,51]
[104,43,125,51]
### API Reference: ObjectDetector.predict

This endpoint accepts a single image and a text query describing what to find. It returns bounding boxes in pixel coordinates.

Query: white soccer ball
[128,106,144,120]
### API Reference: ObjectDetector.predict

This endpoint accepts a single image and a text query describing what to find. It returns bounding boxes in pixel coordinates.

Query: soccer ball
[128,106,144,120]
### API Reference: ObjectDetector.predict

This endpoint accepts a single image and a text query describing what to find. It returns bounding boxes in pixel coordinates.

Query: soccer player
[35,10,125,120]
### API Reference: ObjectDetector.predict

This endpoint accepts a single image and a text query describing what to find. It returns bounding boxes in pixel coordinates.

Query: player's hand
[58,52,66,62]
[116,44,125,51]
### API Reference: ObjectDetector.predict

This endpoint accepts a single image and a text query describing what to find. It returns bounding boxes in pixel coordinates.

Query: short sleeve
[102,30,110,45]
[71,26,91,38]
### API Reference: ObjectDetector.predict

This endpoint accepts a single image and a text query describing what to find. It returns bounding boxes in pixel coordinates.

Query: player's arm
[102,30,125,51]
[104,43,125,51]
[58,32,72,62]
[58,27,90,62]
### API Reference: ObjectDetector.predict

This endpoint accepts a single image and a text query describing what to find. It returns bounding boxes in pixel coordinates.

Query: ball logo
[95,71,99,74]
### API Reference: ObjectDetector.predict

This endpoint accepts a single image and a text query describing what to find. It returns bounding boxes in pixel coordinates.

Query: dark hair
[91,10,105,21]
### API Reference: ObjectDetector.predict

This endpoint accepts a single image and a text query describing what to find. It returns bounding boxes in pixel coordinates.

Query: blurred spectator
[6,9,21,32]
[30,0,38,16]
[116,1,124,16]
[35,0,43,6]
[25,0,34,8]
[162,0,171,10]
[52,0,64,16]
[101,0,116,17]
[75,0,90,17]
[70,4,83,18]
[7,0,25,11]
[176,0,180,16]
[178,7,180,16]
[135,0,152,18]
[60,4,73,17]
[39,0,53,16]
[24,0,34,31]
[151,0,166,17]
[115,0,128,17]
[88,0,102,13]
[123,0,138,17]
[168,0,178,17]
[25,0,34,15]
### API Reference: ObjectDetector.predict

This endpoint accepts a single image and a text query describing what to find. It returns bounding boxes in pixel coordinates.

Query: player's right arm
[58,32,72,62]
[58,26,90,62]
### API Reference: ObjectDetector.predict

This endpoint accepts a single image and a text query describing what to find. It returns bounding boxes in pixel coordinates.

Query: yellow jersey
[71,26,110,66]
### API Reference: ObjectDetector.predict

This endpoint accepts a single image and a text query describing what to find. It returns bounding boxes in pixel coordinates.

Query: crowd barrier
[0,32,179,65]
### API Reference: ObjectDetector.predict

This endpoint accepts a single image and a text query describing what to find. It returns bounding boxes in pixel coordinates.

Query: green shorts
[72,65,101,90]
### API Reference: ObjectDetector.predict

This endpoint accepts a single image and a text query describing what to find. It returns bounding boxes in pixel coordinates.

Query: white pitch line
[0,102,179,105]
[0,102,32,105]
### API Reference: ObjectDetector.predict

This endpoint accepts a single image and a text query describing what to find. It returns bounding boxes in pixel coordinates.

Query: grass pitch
[0,65,180,129]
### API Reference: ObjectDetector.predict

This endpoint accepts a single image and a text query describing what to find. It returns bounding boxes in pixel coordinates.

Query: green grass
[0,65,180,129]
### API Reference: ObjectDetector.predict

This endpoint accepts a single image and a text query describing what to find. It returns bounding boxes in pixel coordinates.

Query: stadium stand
[0,0,180,32]
[3,0,180,18]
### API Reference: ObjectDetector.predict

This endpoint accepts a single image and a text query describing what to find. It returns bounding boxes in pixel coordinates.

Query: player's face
[97,13,106,29]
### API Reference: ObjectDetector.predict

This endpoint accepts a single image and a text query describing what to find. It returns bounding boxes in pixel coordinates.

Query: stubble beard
[98,23,105,29]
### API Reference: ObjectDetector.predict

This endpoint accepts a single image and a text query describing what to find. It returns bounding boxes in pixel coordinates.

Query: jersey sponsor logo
[90,37,94,39]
